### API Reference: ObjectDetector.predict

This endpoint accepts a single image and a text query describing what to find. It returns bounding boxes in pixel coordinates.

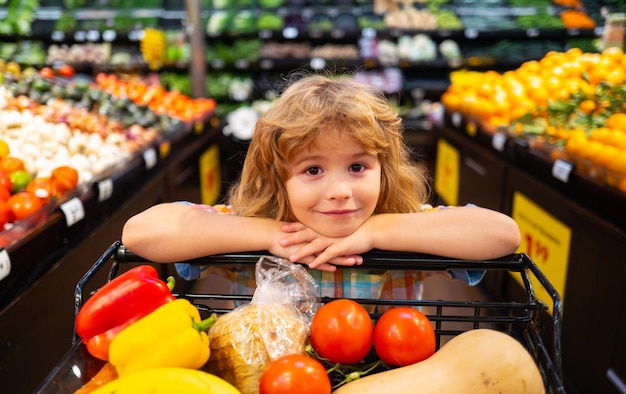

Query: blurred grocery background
[0,0,625,393]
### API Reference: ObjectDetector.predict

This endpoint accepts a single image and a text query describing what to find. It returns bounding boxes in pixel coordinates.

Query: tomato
[0,199,10,229]
[57,64,75,78]
[0,170,12,195]
[6,191,43,222]
[40,67,55,79]
[260,354,331,394]
[310,299,373,364]
[0,157,25,173]
[26,177,58,205]
[373,307,436,367]
[51,166,79,194]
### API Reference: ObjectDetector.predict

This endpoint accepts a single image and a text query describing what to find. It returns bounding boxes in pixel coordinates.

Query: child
[121,73,520,300]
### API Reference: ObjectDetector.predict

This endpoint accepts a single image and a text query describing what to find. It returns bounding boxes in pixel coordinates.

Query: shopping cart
[37,240,565,393]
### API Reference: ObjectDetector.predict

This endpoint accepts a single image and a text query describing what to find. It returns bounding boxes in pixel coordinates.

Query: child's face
[285,132,381,238]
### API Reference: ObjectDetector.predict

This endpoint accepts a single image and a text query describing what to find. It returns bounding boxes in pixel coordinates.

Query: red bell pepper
[75,265,176,361]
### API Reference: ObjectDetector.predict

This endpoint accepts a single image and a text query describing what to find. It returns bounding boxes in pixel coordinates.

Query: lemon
[0,140,10,161]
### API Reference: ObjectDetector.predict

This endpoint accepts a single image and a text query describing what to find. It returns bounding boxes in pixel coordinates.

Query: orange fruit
[606,113,626,132]
[0,157,25,173]
[51,166,79,194]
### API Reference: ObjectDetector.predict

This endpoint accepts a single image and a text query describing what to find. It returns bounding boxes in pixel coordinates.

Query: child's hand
[279,222,366,270]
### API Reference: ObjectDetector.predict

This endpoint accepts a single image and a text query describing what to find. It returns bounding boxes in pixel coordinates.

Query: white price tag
[51,31,65,41]
[86,30,100,42]
[282,27,298,39]
[362,27,376,38]
[552,159,573,183]
[492,132,507,152]
[60,197,85,227]
[310,57,326,70]
[0,249,10,282]
[74,30,86,41]
[526,28,539,37]
[451,112,462,128]
[102,30,117,41]
[143,148,158,170]
[98,178,114,202]
[464,28,479,39]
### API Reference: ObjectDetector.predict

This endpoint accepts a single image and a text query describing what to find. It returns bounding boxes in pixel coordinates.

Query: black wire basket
[37,240,565,393]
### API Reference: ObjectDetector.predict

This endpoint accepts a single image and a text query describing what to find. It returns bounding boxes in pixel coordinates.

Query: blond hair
[228,73,430,220]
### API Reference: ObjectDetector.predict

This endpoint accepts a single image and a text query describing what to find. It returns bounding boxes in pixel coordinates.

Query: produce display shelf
[440,111,626,231]
[37,241,564,393]
[0,112,219,311]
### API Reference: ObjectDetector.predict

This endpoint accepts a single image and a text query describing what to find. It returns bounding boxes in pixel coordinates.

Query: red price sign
[512,192,571,314]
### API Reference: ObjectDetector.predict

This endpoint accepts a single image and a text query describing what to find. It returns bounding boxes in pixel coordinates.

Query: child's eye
[349,163,366,172]
[305,166,322,175]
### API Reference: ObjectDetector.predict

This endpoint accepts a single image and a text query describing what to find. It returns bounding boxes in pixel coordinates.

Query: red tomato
[6,192,43,222]
[0,199,10,229]
[0,170,12,194]
[40,67,55,79]
[260,354,331,394]
[57,64,75,78]
[373,307,436,366]
[310,299,373,364]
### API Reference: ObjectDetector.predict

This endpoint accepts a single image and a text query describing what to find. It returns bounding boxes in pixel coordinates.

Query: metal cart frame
[38,240,564,393]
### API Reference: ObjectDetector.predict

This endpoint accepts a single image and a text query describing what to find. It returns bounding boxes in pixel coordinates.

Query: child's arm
[121,202,284,263]
[290,205,521,269]
[121,202,358,270]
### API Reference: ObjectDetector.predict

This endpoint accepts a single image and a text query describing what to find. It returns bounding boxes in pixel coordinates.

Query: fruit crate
[36,240,565,393]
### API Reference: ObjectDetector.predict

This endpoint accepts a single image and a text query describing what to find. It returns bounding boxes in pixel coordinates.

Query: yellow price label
[199,144,221,205]
[511,192,571,314]
[434,139,459,206]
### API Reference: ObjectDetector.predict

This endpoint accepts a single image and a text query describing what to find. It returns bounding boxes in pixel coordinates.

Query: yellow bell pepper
[109,298,215,377]
[91,367,241,394]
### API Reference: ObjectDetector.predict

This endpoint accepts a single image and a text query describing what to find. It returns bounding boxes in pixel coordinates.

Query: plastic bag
[204,256,321,394]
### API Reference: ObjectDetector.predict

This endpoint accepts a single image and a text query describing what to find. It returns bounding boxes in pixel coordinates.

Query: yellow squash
[90,367,241,394]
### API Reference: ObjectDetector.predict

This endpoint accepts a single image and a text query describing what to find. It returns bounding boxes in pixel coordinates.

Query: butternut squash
[333,328,545,394]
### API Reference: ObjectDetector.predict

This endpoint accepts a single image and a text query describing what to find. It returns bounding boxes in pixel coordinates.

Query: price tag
[434,139,460,206]
[464,28,479,39]
[361,27,376,38]
[235,59,250,69]
[74,30,86,41]
[466,121,477,137]
[210,59,225,69]
[60,197,85,227]
[567,28,580,36]
[51,31,65,41]
[492,132,507,152]
[331,29,345,39]
[258,30,272,39]
[526,28,539,37]
[551,159,573,183]
[97,178,114,202]
[102,30,117,41]
[282,27,298,39]
[143,148,158,170]
[86,30,100,42]
[512,192,572,314]
[310,57,326,70]
[0,249,10,282]
[259,59,274,69]
[451,112,462,128]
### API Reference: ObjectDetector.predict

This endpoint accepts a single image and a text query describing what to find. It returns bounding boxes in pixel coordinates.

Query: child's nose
[327,180,352,200]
